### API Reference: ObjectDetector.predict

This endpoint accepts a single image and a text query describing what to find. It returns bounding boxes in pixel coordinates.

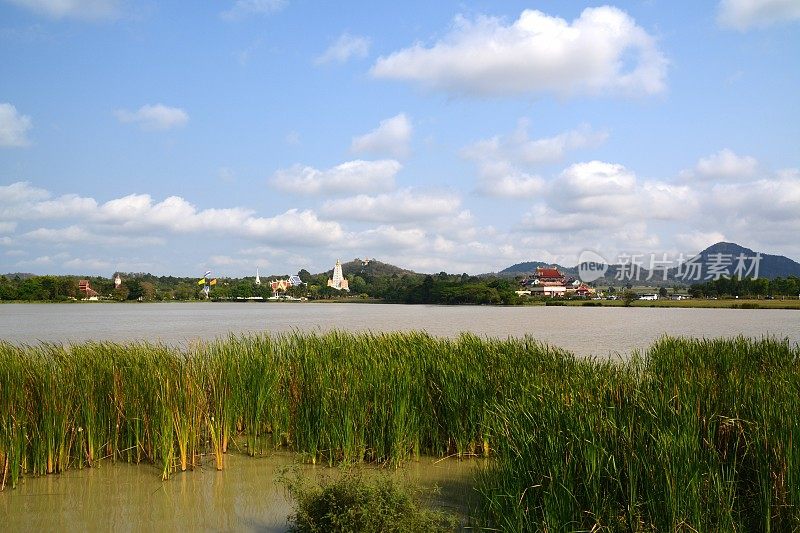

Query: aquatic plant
[476,336,800,531]
[282,469,458,533]
[0,333,797,530]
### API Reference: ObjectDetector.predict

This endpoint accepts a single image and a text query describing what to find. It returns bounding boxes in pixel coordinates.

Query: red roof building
[533,266,566,286]
[78,280,99,298]
[573,283,595,297]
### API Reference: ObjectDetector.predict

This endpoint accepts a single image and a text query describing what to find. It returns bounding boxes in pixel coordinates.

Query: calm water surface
[1,453,476,532]
[1,302,798,357]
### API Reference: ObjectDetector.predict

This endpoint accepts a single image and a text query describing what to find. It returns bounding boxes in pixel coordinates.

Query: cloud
[371,6,667,97]
[3,0,121,20]
[0,103,33,147]
[270,159,401,195]
[718,0,800,30]
[0,221,17,233]
[675,231,728,252]
[285,131,301,145]
[687,149,760,181]
[709,175,800,224]
[62,257,112,271]
[464,122,605,199]
[0,181,49,204]
[476,173,545,199]
[23,225,165,246]
[521,204,619,233]
[3,184,345,248]
[463,121,607,166]
[16,255,54,266]
[517,161,698,237]
[221,0,286,20]
[315,32,371,65]
[552,161,696,219]
[350,114,412,158]
[218,167,236,183]
[208,255,271,270]
[350,225,428,250]
[322,189,460,223]
[115,104,189,131]
[24,225,92,242]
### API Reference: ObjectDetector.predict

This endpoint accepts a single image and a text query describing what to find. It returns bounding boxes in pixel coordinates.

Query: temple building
[327,259,349,291]
[78,280,99,300]
[528,266,567,297]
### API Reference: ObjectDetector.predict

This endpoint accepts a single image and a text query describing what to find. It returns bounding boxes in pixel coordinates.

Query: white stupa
[114,273,122,288]
[255,267,261,286]
[327,259,349,291]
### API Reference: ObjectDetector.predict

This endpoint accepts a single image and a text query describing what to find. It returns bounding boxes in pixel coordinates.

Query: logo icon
[577,250,608,282]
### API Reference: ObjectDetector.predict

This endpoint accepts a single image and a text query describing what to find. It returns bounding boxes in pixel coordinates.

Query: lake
[2,301,798,530]
[2,302,798,357]
[1,452,477,532]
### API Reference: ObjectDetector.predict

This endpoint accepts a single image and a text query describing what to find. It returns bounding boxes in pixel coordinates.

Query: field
[1,332,798,530]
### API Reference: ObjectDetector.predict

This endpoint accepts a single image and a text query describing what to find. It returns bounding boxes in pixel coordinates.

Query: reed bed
[0,332,797,530]
[478,336,800,531]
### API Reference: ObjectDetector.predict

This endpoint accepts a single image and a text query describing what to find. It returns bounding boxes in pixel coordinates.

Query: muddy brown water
[1,452,479,532]
[2,302,798,530]
[2,302,799,357]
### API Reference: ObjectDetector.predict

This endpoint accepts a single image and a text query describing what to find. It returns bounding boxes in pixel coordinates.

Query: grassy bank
[1,333,798,530]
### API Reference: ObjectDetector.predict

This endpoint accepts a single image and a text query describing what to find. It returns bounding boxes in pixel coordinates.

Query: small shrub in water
[283,470,458,533]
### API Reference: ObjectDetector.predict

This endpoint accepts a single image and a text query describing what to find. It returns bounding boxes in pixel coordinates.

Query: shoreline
[2,297,799,310]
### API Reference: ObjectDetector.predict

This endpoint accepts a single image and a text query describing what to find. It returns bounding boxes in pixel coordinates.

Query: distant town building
[572,283,596,297]
[270,279,291,293]
[327,259,350,291]
[78,280,99,299]
[532,267,566,285]
[527,266,566,297]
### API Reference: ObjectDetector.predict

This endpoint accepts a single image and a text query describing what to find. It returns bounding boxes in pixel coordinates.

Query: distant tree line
[0,271,521,305]
[688,276,800,298]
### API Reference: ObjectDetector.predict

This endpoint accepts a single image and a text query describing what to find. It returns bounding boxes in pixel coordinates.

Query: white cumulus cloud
[0,103,33,147]
[463,121,607,166]
[718,0,800,30]
[371,6,667,97]
[465,122,605,199]
[350,113,412,158]
[322,189,460,223]
[115,104,189,131]
[0,181,49,204]
[270,159,401,195]
[477,173,545,199]
[690,149,760,181]
[315,32,371,65]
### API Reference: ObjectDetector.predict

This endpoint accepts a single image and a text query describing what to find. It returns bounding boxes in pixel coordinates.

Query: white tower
[255,267,261,286]
[114,273,122,288]
[327,259,349,291]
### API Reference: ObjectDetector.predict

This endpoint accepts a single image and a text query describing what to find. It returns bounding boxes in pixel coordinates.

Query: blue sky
[1,0,799,277]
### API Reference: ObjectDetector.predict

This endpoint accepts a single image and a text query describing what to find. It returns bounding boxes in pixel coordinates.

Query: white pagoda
[327,259,349,291]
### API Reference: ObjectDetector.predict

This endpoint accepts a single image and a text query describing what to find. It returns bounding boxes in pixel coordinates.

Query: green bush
[283,471,458,533]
